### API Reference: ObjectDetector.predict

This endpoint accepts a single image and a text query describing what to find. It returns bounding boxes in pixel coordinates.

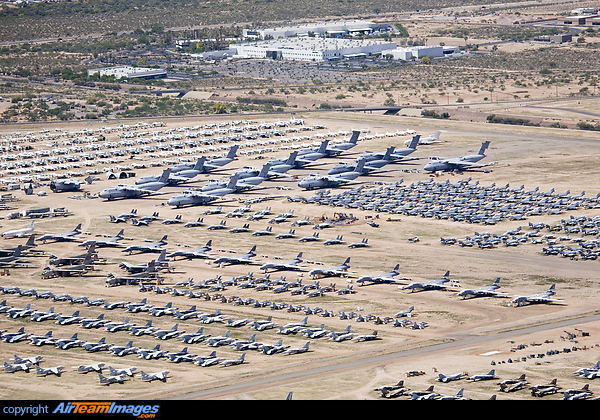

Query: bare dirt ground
[0,104,599,401]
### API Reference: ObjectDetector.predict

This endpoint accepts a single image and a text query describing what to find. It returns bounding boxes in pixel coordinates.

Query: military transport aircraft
[99,169,171,200]
[424,141,492,173]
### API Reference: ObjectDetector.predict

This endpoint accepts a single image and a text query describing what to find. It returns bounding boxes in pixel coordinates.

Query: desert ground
[0,102,599,401]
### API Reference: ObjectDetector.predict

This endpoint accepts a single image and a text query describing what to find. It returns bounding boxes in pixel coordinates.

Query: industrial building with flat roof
[87,66,167,80]
[234,38,397,62]
[243,20,388,40]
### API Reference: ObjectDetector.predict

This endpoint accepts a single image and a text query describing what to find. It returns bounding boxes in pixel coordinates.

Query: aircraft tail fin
[408,135,420,149]
[227,173,240,190]
[258,163,272,178]
[349,130,360,145]
[226,145,239,160]
[193,156,206,172]
[317,140,329,153]
[383,146,395,161]
[22,233,35,248]
[158,168,171,183]
[355,157,366,174]
[13,244,22,257]
[478,141,491,155]
[285,151,298,165]
[432,131,441,139]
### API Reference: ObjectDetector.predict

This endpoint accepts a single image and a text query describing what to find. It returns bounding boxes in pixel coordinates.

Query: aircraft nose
[424,162,436,171]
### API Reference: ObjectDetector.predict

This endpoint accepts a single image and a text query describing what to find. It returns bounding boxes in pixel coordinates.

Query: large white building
[87,66,167,80]
[234,38,397,62]
[243,20,386,40]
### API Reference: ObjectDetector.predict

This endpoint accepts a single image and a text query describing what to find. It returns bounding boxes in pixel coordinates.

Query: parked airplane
[3,361,32,373]
[297,159,366,190]
[394,306,415,318]
[347,238,369,248]
[424,141,492,172]
[353,330,382,342]
[196,353,225,367]
[82,337,112,352]
[2,221,34,239]
[323,235,345,246]
[80,314,110,329]
[137,344,167,360]
[457,278,508,299]
[202,145,239,171]
[78,229,126,249]
[268,151,299,176]
[438,388,471,400]
[99,169,171,200]
[401,271,459,292]
[293,140,330,166]
[167,175,240,208]
[140,370,170,382]
[261,339,290,355]
[356,264,406,286]
[467,369,498,381]
[259,252,305,272]
[109,341,140,357]
[140,157,208,185]
[6,302,34,319]
[510,284,563,307]
[408,385,438,400]
[108,366,137,377]
[235,163,274,190]
[50,178,81,193]
[74,363,105,374]
[308,257,353,278]
[122,235,168,255]
[54,333,84,350]
[150,302,177,317]
[37,224,82,243]
[35,365,65,377]
[119,252,168,274]
[0,234,38,255]
[105,318,135,333]
[29,330,57,346]
[220,353,246,367]
[98,372,127,385]
[404,130,442,146]
[213,245,259,266]
[129,321,159,336]
[11,354,43,366]
[0,245,29,267]
[390,135,421,159]
[154,323,184,340]
[437,372,468,383]
[174,305,202,321]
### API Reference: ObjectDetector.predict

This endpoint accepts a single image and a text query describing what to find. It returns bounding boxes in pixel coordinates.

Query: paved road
[171,313,600,399]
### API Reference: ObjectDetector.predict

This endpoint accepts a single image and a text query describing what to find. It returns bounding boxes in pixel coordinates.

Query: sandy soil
[0,108,599,401]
